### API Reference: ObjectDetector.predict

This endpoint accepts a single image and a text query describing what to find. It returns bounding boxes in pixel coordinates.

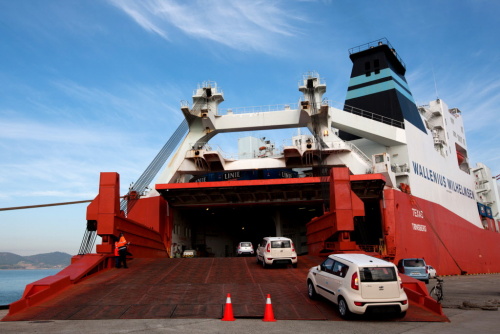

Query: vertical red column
[96,172,121,236]
[381,188,397,257]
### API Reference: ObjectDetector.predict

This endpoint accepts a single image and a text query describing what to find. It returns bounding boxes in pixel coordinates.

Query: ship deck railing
[348,37,406,70]
[217,103,300,115]
[332,100,405,129]
[215,100,404,130]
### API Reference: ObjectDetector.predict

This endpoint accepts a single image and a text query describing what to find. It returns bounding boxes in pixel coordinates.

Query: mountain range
[0,252,72,269]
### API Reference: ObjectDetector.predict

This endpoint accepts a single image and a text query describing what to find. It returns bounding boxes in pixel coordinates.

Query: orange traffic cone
[222,293,235,321]
[262,294,276,322]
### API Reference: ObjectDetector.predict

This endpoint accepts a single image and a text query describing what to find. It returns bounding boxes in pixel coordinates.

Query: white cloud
[49,80,184,126]
[108,0,306,54]
[0,118,122,145]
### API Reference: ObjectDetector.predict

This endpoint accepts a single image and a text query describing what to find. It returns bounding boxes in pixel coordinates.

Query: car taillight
[266,243,271,252]
[351,272,359,290]
[398,275,403,289]
[291,242,295,252]
[238,245,240,249]
[402,300,408,305]
[425,266,429,273]
[354,301,364,306]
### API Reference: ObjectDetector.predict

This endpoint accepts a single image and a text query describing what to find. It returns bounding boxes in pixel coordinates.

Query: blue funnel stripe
[346,79,415,103]
[347,68,414,101]
[389,69,412,95]
[348,68,410,89]
[347,68,393,86]
[348,76,393,91]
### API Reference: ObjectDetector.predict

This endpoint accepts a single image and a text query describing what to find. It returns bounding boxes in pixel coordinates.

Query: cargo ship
[4,38,500,319]
[84,38,500,274]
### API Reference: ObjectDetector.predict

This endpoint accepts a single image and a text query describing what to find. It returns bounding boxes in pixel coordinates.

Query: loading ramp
[3,256,447,322]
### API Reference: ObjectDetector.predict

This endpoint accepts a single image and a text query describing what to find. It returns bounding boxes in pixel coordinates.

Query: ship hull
[386,188,500,275]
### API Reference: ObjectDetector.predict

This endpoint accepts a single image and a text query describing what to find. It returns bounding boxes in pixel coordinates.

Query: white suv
[256,237,298,268]
[306,253,408,319]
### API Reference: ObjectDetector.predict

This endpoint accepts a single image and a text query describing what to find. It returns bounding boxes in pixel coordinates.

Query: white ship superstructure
[85,38,500,275]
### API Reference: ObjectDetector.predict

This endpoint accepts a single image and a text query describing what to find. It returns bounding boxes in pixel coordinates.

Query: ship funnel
[341,38,425,140]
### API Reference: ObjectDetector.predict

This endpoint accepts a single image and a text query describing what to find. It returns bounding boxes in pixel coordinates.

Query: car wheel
[292,263,298,268]
[424,279,429,284]
[307,281,317,300]
[262,259,268,269]
[256,256,260,264]
[337,297,352,320]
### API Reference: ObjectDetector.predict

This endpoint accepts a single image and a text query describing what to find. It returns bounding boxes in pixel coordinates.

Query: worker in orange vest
[115,233,130,268]
[119,233,127,243]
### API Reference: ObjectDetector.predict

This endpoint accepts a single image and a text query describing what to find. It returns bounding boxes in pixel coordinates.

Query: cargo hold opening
[158,177,326,258]
[173,204,322,257]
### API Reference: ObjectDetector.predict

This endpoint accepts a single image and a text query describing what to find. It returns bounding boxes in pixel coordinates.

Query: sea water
[0,269,61,305]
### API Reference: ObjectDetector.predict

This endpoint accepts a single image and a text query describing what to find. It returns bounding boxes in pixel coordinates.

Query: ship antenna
[432,65,439,99]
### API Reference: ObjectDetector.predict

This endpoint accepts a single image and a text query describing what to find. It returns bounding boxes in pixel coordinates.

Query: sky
[0,0,499,256]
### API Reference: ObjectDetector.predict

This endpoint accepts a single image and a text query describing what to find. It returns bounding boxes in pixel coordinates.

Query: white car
[307,253,408,319]
[237,242,254,256]
[427,265,437,278]
[256,237,298,268]
[182,249,196,258]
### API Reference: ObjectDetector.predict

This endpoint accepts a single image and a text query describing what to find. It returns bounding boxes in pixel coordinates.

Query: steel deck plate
[3,256,447,322]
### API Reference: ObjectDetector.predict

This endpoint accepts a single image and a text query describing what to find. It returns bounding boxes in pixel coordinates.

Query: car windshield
[404,259,425,267]
[271,240,291,248]
[359,267,397,282]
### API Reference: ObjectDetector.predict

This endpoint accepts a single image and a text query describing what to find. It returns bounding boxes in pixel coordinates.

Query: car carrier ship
[4,38,500,320]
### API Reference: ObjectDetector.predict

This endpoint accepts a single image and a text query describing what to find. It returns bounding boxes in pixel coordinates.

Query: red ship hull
[387,189,500,275]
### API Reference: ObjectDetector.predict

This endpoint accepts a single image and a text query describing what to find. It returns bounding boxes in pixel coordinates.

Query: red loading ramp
[2,256,447,322]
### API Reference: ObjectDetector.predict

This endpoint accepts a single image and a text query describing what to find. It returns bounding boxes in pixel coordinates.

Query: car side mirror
[317,265,322,271]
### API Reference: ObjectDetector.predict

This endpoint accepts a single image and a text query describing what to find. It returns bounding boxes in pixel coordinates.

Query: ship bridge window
[365,61,371,77]
[365,60,380,76]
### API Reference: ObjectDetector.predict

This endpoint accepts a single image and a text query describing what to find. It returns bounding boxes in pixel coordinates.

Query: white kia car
[307,253,408,319]
[256,237,298,268]
[237,241,254,256]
